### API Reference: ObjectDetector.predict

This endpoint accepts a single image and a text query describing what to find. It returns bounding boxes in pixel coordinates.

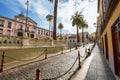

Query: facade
[97,0,120,77]
[89,32,96,42]
[79,32,90,43]
[58,32,90,45]
[0,14,53,45]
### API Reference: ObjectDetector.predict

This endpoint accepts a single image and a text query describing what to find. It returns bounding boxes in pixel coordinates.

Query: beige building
[97,0,120,77]
[89,32,96,42]
[58,32,90,45]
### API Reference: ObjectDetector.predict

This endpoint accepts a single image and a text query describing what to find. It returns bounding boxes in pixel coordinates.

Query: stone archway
[17,32,23,37]
[31,34,34,38]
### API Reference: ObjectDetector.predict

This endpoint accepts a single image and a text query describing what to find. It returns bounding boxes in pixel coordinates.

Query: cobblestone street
[0,46,87,80]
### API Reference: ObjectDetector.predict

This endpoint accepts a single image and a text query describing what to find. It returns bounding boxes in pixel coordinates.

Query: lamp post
[25,0,29,37]
[93,23,98,41]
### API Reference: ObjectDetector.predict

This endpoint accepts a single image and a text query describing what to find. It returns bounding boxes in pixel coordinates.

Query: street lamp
[25,0,29,37]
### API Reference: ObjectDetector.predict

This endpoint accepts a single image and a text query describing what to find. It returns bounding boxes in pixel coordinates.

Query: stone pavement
[71,44,117,80]
[0,45,88,80]
[3,48,73,71]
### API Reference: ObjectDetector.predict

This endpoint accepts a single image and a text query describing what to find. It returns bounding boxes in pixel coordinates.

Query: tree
[79,18,88,43]
[71,11,83,43]
[48,0,58,40]
[48,0,85,40]
[18,12,24,17]
[46,14,53,38]
[58,23,64,40]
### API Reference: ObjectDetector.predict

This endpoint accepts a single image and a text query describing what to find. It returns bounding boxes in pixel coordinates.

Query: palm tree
[58,23,64,40]
[48,0,58,40]
[46,14,53,38]
[71,11,83,43]
[79,18,88,43]
[48,0,85,40]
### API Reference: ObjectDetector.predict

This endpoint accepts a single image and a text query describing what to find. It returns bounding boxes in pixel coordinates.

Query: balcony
[100,0,119,35]
[29,30,35,33]
[104,0,118,26]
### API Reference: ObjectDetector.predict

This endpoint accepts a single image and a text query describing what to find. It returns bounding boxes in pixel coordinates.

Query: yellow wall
[101,2,120,55]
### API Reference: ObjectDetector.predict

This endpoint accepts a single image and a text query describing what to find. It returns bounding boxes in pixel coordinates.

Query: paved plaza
[0,46,86,80]
[0,44,118,80]
[71,44,117,80]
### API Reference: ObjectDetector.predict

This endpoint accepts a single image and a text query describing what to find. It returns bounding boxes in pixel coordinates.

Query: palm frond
[46,14,53,21]
[58,23,64,30]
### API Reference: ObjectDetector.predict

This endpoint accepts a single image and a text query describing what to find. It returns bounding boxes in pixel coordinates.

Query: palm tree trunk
[61,29,62,38]
[77,25,79,43]
[53,0,58,40]
[49,21,50,38]
[60,29,61,40]
[82,27,84,43]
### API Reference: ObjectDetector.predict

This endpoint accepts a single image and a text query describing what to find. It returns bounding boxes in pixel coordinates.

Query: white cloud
[1,0,97,34]
[57,0,76,34]
[17,0,49,16]
[82,0,97,34]
[17,0,51,29]
[58,0,97,33]
[57,0,97,34]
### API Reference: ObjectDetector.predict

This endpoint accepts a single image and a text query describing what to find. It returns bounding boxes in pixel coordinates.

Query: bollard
[45,48,47,59]
[85,48,88,58]
[88,48,91,56]
[70,45,71,52]
[61,47,63,54]
[85,48,87,53]
[36,69,41,80]
[78,51,81,69]
[75,45,78,50]
[0,51,5,72]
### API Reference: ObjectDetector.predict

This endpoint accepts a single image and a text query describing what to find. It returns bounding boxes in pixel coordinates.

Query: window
[0,20,4,27]
[31,26,35,32]
[26,27,29,32]
[86,34,88,38]
[0,29,3,34]
[25,26,29,32]
[73,40,75,42]
[44,31,46,35]
[7,30,11,35]
[46,31,48,36]
[41,30,43,35]
[103,0,111,13]
[19,24,23,30]
[8,22,12,28]
[38,30,40,34]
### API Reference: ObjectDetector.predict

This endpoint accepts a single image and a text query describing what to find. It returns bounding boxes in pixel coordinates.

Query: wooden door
[112,25,120,76]
[102,38,104,54]
[105,33,109,60]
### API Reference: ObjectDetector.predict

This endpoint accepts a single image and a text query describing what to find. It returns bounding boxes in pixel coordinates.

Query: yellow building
[97,0,120,77]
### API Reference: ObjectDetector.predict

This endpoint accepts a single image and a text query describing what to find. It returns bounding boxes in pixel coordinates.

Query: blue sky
[0,0,97,34]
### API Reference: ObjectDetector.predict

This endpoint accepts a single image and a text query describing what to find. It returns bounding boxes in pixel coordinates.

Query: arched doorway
[17,32,23,37]
[31,34,34,38]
